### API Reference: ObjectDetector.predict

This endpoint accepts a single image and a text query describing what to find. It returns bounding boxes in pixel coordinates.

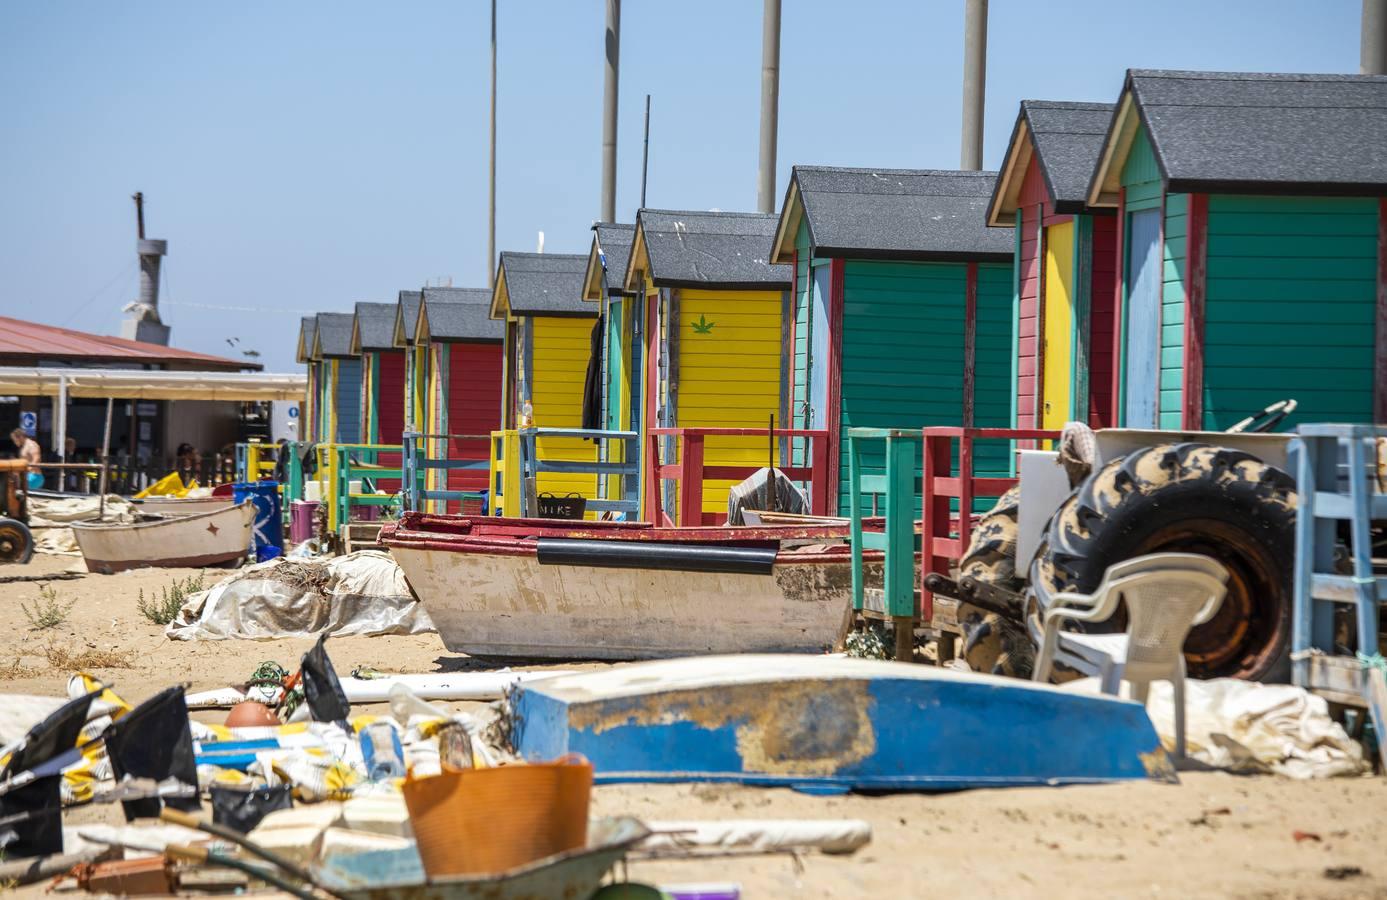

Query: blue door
[1124,209,1161,428]
[336,358,363,443]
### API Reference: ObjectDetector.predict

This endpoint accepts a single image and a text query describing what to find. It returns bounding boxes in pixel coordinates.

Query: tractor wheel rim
[1134,518,1284,679]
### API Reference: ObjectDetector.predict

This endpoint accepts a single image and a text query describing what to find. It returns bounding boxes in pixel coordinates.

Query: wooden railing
[847,426,1059,660]
[490,427,640,519]
[403,431,490,514]
[646,426,830,527]
[920,427,1058,622]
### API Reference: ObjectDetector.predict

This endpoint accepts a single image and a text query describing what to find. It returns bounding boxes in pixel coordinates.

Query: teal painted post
[849,432,865,612]
[1071,216,1093,423]
[884,433,916,661]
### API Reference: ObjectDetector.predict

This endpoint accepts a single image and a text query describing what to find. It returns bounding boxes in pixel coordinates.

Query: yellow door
[1042,221,1074,429]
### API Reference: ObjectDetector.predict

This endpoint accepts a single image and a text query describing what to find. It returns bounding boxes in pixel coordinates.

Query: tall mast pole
[756,0,782,213]
[960,0,988,170]
[488,0,497,288]
[601,0,621,222]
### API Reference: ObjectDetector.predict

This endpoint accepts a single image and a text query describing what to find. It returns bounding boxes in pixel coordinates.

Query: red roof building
[0,315,257,371]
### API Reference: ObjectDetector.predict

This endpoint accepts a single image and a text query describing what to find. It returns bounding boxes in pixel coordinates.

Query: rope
[1356,651,1387,674]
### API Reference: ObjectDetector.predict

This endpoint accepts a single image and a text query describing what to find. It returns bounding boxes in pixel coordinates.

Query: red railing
[646,427,831,526]
[919,426,1059,623]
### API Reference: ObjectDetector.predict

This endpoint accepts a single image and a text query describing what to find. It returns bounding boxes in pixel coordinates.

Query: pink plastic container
[290,500,321,545]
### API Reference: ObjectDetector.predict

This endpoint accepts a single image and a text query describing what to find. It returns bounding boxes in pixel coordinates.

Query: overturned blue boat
[510,655,1174,792]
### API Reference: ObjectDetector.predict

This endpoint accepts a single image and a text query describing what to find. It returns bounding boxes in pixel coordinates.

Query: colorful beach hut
[1087,69,1387,428]
[296,316,320,443]
[311,312,362,443]
[769,167,1016,512]
[393,290,425,433]
[581,223,639,508]
[490,252,599,511]
[414,288,503,512]
[987,101,1118,430]
[622,209,793,524]
[350,302,406,448]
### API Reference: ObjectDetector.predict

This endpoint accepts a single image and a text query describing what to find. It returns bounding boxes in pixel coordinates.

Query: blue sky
[0,1,1360,372]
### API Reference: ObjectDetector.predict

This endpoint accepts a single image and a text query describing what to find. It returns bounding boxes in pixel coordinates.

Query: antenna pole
[640,94,651,211]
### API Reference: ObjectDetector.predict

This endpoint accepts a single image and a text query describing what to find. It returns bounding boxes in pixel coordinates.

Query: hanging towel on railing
[580,314,604,433]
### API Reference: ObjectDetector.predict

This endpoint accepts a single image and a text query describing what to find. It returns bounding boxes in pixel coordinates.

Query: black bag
[301,634,351,723]
[104,686,199,821]
[210,784,293,834]
[0,690,98,858]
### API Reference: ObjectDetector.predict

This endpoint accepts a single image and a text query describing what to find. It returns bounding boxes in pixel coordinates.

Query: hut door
[808,265,831,431]
[1124,209,1161,428]
[1042,221,1075,429]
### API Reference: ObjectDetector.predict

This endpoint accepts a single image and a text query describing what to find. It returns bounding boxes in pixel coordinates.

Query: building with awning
[0,316,294,479]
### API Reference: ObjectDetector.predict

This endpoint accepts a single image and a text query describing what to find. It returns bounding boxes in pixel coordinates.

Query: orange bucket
[402,755,593,877]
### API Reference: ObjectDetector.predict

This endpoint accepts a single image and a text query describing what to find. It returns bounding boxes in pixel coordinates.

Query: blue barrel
[233,480,283,561]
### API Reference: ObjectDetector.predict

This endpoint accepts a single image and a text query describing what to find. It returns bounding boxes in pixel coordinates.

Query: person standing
[10,428,42,490]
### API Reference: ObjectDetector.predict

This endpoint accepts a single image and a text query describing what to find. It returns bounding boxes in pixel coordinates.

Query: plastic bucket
[402,756,592,877]
[289,500,320,545]
[232,480,283,554]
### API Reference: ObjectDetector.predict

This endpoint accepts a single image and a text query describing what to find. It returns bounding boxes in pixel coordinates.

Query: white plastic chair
[1032,553,1229,759]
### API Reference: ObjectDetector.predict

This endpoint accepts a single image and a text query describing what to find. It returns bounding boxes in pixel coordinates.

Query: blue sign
[288,406,300,418]
[19,411,36,437]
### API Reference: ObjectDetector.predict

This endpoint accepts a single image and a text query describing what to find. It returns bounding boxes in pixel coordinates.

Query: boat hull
[383,514,875,661]
[73,501,254,574]
[511,655,1174,791]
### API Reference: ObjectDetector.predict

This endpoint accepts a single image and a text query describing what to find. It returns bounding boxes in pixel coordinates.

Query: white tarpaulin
[166,551,434,641]
[1067,676,1367,779]
[26,494,135,555]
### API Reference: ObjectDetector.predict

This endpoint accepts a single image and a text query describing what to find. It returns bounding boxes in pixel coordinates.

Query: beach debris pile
[0,638,873,897]
[165,550,434,641]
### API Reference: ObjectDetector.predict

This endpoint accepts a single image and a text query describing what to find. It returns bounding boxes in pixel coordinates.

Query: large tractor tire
[957,487,1035,677]
[1028,443,1296,682]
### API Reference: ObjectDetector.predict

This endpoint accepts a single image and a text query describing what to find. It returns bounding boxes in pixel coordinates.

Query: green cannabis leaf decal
[691,314,715,334]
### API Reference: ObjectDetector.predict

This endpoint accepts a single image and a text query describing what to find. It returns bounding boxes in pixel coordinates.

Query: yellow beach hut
[623,209,793,524]
[490,252,601,516]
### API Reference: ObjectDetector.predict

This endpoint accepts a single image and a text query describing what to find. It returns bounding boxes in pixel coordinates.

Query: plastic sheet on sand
[165,550,434,641]
[1066,676,1368,779]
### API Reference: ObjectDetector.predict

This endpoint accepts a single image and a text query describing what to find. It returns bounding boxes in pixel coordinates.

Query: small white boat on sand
[72,501,255,574]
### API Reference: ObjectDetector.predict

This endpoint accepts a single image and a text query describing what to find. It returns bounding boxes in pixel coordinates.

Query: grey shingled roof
[1024,101,1114,208]
[1118,70,1387,194]
[296,316,317,363]
[592,223,635,296]
[495,253,594,318]
[792,167,1014,261]
[419,287,502,342]
[314,312,356,358]
[637,209,791,289]
[352,302,398,352]
[395,290,423,346]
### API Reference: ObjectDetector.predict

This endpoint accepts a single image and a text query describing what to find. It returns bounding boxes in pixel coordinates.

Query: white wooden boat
[72,501,254,574]
[381,513,884,660]
[130,496,236,516]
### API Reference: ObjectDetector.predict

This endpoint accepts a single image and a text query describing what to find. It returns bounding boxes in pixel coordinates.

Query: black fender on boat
[535,538,778,575]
